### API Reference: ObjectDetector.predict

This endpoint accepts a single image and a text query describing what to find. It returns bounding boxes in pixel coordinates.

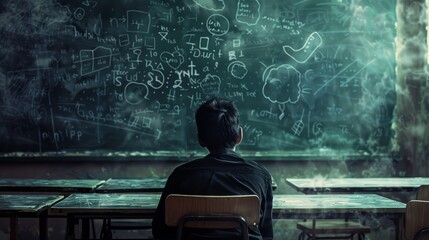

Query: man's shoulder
[172,155,271,178]
[243,159,271,175]
[172,157,207,171]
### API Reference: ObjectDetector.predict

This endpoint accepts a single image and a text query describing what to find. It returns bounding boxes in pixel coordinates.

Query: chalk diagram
[160,50,184,70]
[93,14,102,36]
[236,0,261,26]
[80,46,112,76]
[74,7,85,20]
[124,82,149,105]
[283,32,323,63]
[206,14,230,36]
[227,61,248,79]
[127,10,150,33]
[30,3,71,28]
[259,32,322,121]
[200,74,221,95]
[262,64,302,120]
[291,109,305,136]
[147,69,165,90]
[193,0,225,11]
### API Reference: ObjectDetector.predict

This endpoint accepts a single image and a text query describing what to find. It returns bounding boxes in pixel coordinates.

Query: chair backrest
[414,228,429,240]
[416,185,429,200]
[165,194,260,229]
[405,200,429,240]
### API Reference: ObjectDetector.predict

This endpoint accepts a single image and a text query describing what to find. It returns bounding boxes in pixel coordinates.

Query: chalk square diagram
[127,10,151,33]
[80,46,112,76]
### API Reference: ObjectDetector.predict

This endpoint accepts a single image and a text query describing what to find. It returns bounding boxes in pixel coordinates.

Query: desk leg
[66,216,90,240]
[312,219,316,240]
[10,215,17,240]
[66,215,75,240]
[100,219,112,240]
[82,219,90,240]
[395,215,405,240]
[39,212,48,240]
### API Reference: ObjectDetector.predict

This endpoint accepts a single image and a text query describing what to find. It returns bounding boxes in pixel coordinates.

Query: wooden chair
[405,200,429,240]
[416,185,429,200]
[165,194,260,240]
[296,219,371,240]
[100,219,153,239]
[413,229,429,240]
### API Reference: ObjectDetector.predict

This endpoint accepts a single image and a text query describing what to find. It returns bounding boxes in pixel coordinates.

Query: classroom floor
[0,217,398,240]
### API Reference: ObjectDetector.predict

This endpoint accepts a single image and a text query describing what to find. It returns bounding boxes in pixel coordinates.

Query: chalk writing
[0,0,396,155]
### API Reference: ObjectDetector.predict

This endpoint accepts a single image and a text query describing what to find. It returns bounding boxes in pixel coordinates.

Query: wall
[395,0,429,176]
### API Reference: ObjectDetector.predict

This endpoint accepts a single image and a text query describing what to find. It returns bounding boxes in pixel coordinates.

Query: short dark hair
[195,97,240,151]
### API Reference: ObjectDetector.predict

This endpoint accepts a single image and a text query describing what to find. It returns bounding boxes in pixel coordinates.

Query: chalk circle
[227,61,247,79]
[304,69,315,81]
[74,7,85,20]
[206,14,229,36]
[124,82,149,105]
[227,61,243,72]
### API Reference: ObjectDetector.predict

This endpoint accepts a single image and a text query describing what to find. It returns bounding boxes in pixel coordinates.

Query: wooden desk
[0,179,106,193]
[51,193,160,214]
[273,194,406,240]
[273,194,405,216]
[52,193,405,240]
[285,177,429,194]
[51,193,160,240]
[95,177,277,192]
[95,178,167,193]
[0,194,64,240]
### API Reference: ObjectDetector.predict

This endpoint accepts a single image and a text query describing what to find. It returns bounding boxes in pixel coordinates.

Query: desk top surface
[273,194,405,214]
[50,193,405,216]
[95,178,167,193]
[96,177,277,192]
[285,177,429,192]
[0,194,64,213]
[0,179,106,192]
[50,193,160,213]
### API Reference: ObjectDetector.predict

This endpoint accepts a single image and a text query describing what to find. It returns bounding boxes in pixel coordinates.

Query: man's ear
[236,127,243,145]
[198,134,206,147]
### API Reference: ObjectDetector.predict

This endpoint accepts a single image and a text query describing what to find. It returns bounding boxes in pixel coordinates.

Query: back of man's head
[195,97,240,151]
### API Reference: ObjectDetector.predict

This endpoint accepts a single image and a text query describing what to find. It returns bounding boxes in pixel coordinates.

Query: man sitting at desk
[152,97,273,240]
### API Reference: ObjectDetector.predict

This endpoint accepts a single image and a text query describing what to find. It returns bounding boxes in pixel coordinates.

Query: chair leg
[297,232,366,240]
[100,219,112,240]
[298,231,311,240]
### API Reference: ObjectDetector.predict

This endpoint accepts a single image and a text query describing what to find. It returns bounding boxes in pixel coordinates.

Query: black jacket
[152,148,273,240]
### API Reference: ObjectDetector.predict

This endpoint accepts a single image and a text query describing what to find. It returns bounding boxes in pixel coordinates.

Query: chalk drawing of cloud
[200,74,221,95]
[262,64,302,104]
[31,3,71,27]
[193,0,225,11]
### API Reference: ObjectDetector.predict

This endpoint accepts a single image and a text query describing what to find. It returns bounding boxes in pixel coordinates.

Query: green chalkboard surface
[0,0,396,159]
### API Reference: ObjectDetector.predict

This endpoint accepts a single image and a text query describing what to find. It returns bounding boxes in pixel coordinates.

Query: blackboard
[0,0,397,159]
